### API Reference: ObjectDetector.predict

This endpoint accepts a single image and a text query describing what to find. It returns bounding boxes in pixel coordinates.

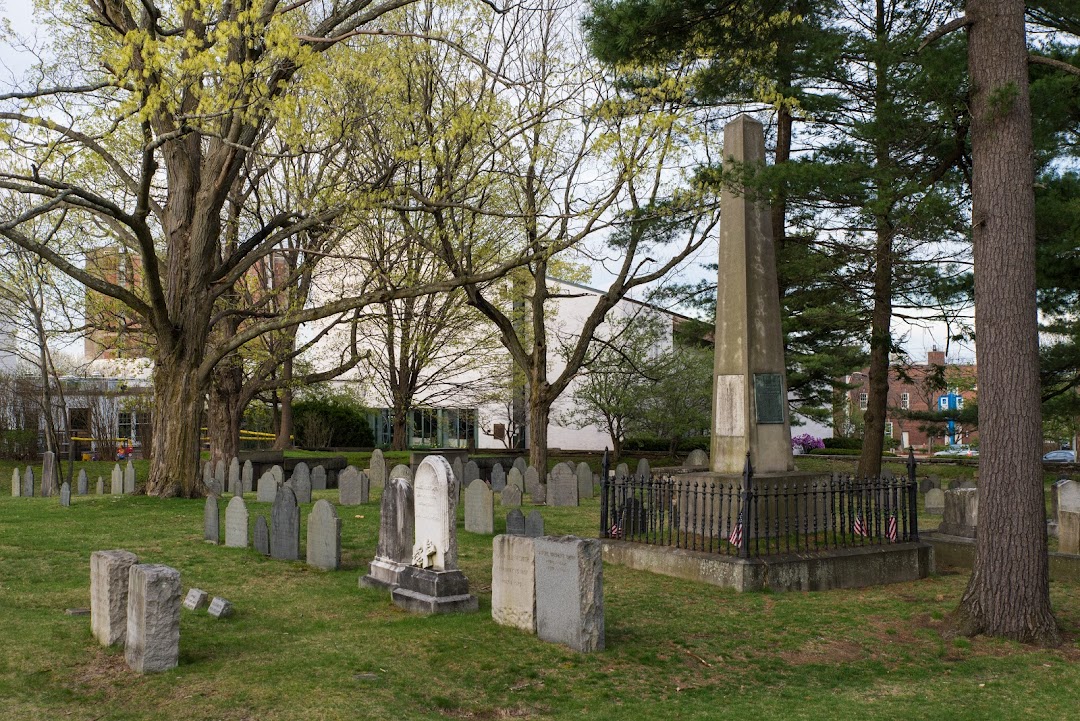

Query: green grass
[5,459,1080,719]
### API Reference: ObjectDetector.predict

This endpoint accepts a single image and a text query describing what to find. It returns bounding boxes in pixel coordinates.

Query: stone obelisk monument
[711,115,794,475]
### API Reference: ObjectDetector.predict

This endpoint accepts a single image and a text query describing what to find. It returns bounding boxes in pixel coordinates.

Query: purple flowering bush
[791,434,825,453]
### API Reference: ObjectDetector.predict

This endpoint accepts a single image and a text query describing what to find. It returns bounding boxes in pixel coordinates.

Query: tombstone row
[10,459,136,498]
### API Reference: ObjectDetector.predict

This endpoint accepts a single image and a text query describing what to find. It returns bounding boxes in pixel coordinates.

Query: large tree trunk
[207,354,243,465]
[146,354,205,497]
[391,403,409,451]
[527,397,551,473]
[857,226,893,478]
[273,357,293,450]
[952,0,1058,644]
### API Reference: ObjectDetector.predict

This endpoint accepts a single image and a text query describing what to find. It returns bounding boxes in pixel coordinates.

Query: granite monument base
[389,566,478,615]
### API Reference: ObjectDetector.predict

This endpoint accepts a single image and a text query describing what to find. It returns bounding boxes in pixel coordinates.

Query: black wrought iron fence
[600,450,920,558]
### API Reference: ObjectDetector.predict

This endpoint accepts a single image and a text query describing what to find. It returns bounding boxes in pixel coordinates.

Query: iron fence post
[907,447,919,542]
[600,448,610,539]
[740,453,753,558]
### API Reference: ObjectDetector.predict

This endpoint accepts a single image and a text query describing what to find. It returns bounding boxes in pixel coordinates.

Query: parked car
[933,445,979,458]
[1043,449,1076,463]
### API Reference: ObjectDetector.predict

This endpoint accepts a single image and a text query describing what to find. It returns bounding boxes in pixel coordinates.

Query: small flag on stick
[853,514,868,537]
[728,519,743,547]
[609,523,622,539]
[887,514,898,542]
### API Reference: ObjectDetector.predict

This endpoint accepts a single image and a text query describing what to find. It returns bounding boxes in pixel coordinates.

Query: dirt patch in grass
[779,638,864,666]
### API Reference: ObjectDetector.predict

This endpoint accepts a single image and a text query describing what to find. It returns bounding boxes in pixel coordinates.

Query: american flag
[728,519,743,547]
[609,523,622,539]
[852,514,868,537]
[887,514,898,542]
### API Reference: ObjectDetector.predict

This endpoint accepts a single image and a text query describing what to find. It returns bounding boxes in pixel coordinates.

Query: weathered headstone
[524,466,545,505]
[938,488,978,538]
[292,461,310,488]
[270,485,300,561]
[465,480,495,534]
[287,472,312,504]
[90,549,139,646]
[111,464,122,495]
[182,588,209,611]
[534,536,604,652]
[614,463,629,484]
[243,460,254,493]
[23,466,33,497]
[214,459,226,488]
[369,449,387,489]
[924,488,945,516]
[500,484,521,508]
[228,457,240,494]
[549,463,578,507]
[306,499,341,571]
[270,465,284,485]
[60,481,71,507]
[391,456,477,614]
[507,467,524,494]
[207,596,233,619]
[576,462,593,499]
[387,463,410,482]
[41,450,57,497]
[11,467,20,497]
[96,476,104,495]
[506,509,526,536]
[204,497,220,544]
[312,464,327,491]
[635,458,650,480]
[525,510,545,538]
[203,460,213,490]
[463,460,480,485]
[451,457,464,491]
[513,457,527,475]
[684,449,709,467]
[254,515,270,555]
[1058,480,1080,554]
[77,468,88,495]
[225,496,249,548]
[256,472,277,503]
[359,476,415,590]
[124,461,135,493]
[339,466,369,505]
[919,476,939,495]
[491,463,506,492]
[491,535,536,633]
[125,564,181,673]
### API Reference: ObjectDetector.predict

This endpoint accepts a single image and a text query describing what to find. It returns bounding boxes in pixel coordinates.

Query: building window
[858,393,868,410]
[900,392,910,410]
[884,422,894,438]
[956,396,965,410]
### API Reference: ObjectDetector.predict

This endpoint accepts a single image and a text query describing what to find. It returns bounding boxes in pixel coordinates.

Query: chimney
[927,346,946,366]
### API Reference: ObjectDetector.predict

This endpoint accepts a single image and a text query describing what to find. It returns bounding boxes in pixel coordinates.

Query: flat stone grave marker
[464,480,494,534]
[243,460,254,492]
[359,476,415,590]
[549,463,578,507]
[125,564,181,673]
[524,466,545,505]
[635,458,650,480]
[576,462,593,499]
[525,510,545,538]
[41,450,57,497]
[500,484,521,508]
[60,482,71,507]
[254,515,270,555]
[23,466,34,497]
[491,535,536,633]
[369,449,387,489]
[491,463,506,492]
[77,469,88,495]
[513,457,527,475]
[507,467,524,494]
[225,496,249,548]
[183,588,209,611]
[257,472,277,503]
[684,449,708,467]
[204,497,220,543]
[463,460,480,484]
[534,536,604,652]
[90,549,138,646]
[306,499,341,571]
[11,467,20,497]
[229,457,240,493]
[339,466,369,505]
[506,509,525,536]
[389,463,412,482]
[271,485,300,561]
[924,488,945,515]
[96,477,104,495]
[312,465,327,491]
[208,597,233,619]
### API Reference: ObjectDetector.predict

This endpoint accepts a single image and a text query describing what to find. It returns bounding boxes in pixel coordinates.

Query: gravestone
[60,482,71,507]
[243,460,254,493]
[11,467,19,497]
[124,460,136,494]
[534,536,604,652]
[549,463,578,507]
[919,476,940,495]
[389,463,413,482]
[524,466,545,505]
[1058,480,1080,554]
[576,462,593,499]
[96,477,104,495]
[183,588,209,611]
[271,465,284,485]
[952,479,977,490]
[256,472,277,503]
[287,473,312,504]
[506,509,526,536]
[254,515,270,556]
[924,488,945,516]
[525,510,545,538]
[23,466,34,497]
[229,457,240,494]
[614,463,629,484]
[225,496,249,548]
[271,485,300,561]
[684,449,709,467]
[204,497,220,544]
[463,460,480,485]
[125,564,181,673]
[90,549,139,646]
[292,461,310,487]
[306,499,341,571]
[339,467,369,505]
[359,476,415,590]
[41,450,57,497]
[214,459,226,488]
[464,480,494,534]
[77,469,88,495]
[507,467,524,494]
[111,464,123,495]
[500,484,521,508]
[390,456,478,614]
[233,474,244,498]
[938,488,978,538]
[312,465,327,491]
[513,457,527,475]
[369,449,387,489]
[635,458,650,480]
[203,460,213,490]
[207,597,233,619]
[491,535,536,633]
[491,463,506,492]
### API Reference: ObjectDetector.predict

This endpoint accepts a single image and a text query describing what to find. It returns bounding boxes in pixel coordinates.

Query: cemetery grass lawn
[6,492,1080,719]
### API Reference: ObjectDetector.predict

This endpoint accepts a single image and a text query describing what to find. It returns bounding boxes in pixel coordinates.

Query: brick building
[843,349,977,452]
